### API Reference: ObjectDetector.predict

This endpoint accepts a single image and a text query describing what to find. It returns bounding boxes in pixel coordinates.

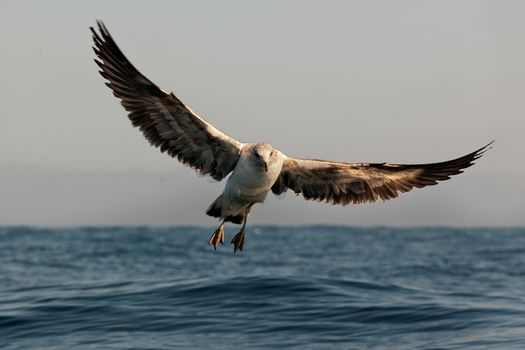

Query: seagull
[91,21,492,252]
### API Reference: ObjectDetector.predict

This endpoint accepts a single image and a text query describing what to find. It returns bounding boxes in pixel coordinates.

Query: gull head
[252,143,275,172]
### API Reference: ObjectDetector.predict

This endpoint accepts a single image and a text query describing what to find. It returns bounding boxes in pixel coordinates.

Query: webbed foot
[208,223,224,249]
[231,229,245,253]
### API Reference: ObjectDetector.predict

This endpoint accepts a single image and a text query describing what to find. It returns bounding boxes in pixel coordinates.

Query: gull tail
[206,196,224,218]
[206,195,244,224]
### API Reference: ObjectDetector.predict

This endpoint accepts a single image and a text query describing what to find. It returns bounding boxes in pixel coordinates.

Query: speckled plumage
[92,21,492,252]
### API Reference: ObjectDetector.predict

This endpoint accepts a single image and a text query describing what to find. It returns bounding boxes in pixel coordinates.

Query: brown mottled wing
[91,21,242,181]
[272,142,492,205]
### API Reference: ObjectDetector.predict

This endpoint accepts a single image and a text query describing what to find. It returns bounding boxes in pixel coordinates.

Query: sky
[1,0,523,227]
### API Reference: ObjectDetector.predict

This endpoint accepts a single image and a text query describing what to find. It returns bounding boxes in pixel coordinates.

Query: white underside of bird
[204,145,287,251]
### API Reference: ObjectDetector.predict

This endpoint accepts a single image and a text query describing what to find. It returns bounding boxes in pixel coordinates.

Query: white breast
[224,151,285,200]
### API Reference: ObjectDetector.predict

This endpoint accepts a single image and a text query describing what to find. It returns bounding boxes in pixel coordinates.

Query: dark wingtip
[474,140,495,158]
[91,20,109,39]
[96,19,105,31]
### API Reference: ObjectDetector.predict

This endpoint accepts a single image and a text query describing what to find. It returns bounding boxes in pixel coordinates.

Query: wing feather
[91,21,242,181]
[272,142,493,205]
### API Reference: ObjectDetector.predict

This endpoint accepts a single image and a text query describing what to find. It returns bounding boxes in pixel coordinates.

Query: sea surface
[0,226,524,350]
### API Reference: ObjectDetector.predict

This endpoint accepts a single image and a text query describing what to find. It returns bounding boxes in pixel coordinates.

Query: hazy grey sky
[1,0,523,226]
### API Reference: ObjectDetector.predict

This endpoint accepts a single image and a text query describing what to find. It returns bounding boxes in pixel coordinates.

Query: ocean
[0,226,524,349]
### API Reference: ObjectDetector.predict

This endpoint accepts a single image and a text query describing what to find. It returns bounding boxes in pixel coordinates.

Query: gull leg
[208,221,225,250]
[231,213,248,253]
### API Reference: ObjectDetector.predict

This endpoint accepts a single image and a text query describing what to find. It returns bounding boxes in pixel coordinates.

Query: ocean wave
[1,227,525,349]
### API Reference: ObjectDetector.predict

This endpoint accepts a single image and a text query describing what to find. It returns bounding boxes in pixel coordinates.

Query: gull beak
[264,162,268,172]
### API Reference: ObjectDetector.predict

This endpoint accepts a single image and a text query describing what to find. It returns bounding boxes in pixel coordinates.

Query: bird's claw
[231,230,245,253]
[208,224,224,249]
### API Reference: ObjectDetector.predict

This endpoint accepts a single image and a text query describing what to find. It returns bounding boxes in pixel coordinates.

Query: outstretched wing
[91,21,242,181]
[272,142,493,205]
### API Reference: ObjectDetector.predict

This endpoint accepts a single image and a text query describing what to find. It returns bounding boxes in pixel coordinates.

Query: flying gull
[91,21,492,252]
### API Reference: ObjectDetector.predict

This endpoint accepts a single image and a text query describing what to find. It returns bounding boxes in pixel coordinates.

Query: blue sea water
[0,226,524,350]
